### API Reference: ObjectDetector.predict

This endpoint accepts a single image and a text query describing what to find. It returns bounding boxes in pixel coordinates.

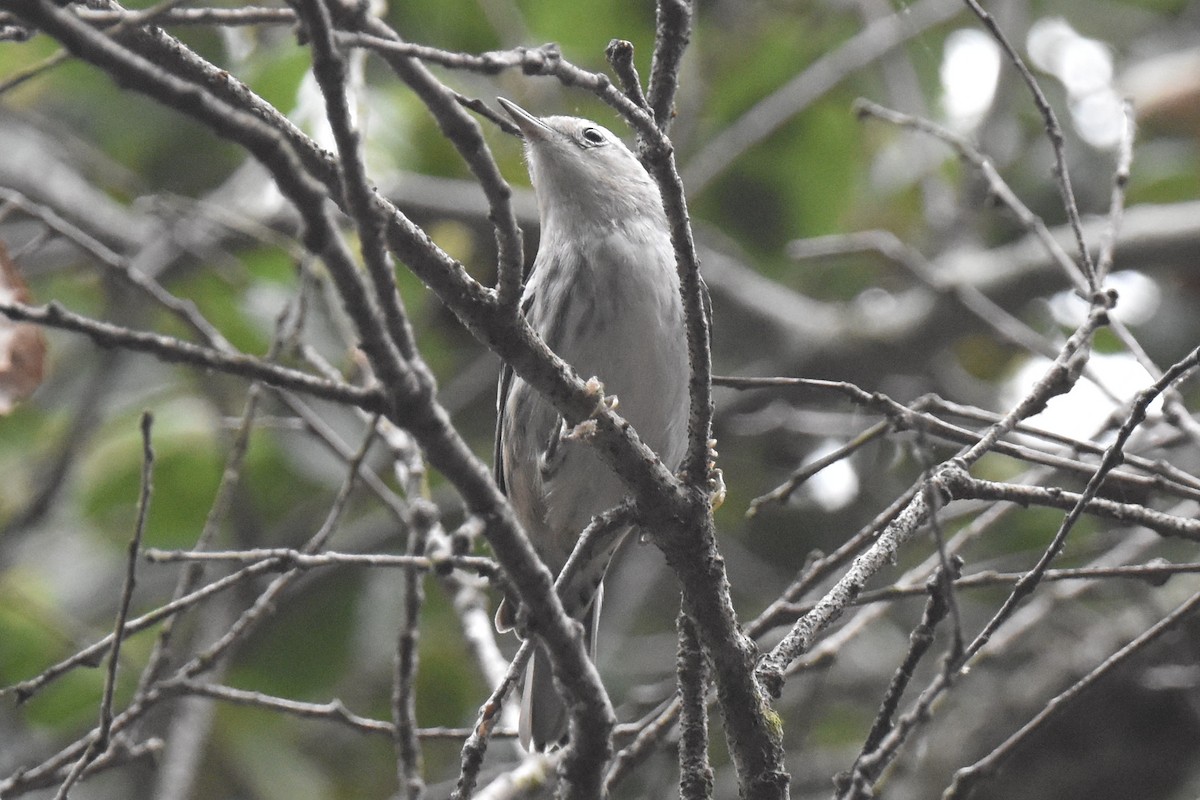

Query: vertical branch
[606,38,650,110]
[656,160,713,488]
[344,9,525,313]
[138,387,258,692]
[917,444,964,665]
[1094,100,1135,283]
[647,0,693,133]
[601,47,714,487]
[676,610,712,800]
[535,45,787,796]
[295,0,424,374]
[960,0,1097,292]
[107,411,155,745]
[53,412,154,800]
[837,560,961,799]
[393,499,434,799]
[452,640,534,800]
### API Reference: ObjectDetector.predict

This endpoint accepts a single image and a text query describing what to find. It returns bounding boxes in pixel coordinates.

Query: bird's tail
[519,584,603,751]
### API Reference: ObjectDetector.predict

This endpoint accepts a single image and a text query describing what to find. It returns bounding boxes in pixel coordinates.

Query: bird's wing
[493,291,539,495]
[493,362,513,495]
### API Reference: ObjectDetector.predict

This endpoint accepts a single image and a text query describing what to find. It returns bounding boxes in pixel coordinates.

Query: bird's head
[498,98,665,235]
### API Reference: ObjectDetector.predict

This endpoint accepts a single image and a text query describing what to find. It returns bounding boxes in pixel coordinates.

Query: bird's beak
[498,97,551,142]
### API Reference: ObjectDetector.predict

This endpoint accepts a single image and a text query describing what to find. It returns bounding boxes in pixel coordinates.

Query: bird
[493,97,690,751]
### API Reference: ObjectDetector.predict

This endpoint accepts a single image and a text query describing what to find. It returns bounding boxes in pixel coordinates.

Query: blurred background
[2,0,1200,797]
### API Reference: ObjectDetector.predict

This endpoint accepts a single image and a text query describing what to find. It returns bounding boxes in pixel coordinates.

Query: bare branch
[676,611,713,800]
[452,640,534,800]
[164,680,519,740]
[837,560,961,798]
[961,0,1097,291]
[51,413,154,799]
[0,299,382,410]
[941,471,1200,541]
[943,588,1200,799]
[647,0,692,132]
[853,99,1090,295]
[69,5,296,26]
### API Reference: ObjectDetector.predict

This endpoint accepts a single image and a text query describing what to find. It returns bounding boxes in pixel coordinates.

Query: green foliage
[232,571,363,699]
[0,571,85,703]
[215,709,336,800]
[808,700,875,748]
[170,267,274,357]
[81,399,223,548]
[0,406,55,520]
[245,46,314,115]
[412,585,484,726]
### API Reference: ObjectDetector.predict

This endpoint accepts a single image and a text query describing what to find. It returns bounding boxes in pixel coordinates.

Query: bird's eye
[580,127,606,147]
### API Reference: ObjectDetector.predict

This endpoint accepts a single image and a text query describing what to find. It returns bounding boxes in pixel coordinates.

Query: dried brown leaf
[0,241,47,413]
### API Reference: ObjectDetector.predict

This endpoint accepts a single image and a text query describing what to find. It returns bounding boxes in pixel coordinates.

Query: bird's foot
[563,379,618,441]
[707,438,726,511]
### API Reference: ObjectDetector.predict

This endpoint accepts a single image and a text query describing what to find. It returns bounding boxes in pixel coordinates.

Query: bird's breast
[525,224,689,468]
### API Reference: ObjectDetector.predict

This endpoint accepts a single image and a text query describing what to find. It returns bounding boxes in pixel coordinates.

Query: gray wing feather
[494,291,539,495]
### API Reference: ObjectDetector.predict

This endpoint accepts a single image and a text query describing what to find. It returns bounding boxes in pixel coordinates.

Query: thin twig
[943,587,1200,799]
[164,679,519,740]
[647,0,692,132]
[838,560,961,798]
[605,695,683,791]
[104,412,155,745]
[605,39,649,112]
[1094,100,1135,283]
[144,547,499,573]
[746,420,889,517]
[875,558,1200,601]
[941,469,1200,541]
[849,346,1200,792]
[0,299,383,411]
[853,99,1090,295]
[338,33,561,76]
[73,5,296,26]
[961,0,1097,291]
[451,639,535,800]
[394,501,433,799]
[52,412,154,800]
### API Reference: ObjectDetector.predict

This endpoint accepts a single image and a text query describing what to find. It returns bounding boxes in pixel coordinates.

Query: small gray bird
[494,98,690,751]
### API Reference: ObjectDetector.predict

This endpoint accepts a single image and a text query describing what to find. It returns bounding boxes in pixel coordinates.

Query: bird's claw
[564,381,618,441]
[707,438,726,511]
